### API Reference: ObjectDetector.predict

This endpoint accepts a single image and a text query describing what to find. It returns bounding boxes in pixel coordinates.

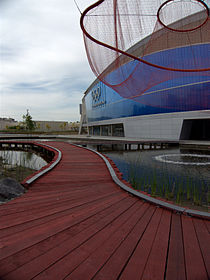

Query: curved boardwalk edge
[22,142,62,187]
[82,145,210,220]
[0,140,62,189]
[0,141,209,280]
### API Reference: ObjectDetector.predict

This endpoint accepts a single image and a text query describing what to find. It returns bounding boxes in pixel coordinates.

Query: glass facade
[89,123,124,137]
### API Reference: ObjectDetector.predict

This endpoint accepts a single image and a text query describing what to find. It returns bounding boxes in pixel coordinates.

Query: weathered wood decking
[0,141,209,280]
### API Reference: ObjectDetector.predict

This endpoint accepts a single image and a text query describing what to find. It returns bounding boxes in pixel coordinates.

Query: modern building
[80,8,210,141]
[79,80,210,141]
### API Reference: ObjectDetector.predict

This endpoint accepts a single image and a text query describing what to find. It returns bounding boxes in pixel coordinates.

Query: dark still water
[0,150,47,170]
[0,150,48,182]
[103,148,210,211]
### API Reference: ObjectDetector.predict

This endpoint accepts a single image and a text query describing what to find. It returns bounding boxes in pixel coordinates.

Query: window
[93,126,100,136]
[112,123,124,137]
[101,125,109,136]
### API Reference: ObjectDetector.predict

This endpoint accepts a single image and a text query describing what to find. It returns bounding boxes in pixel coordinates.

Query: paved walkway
[0,142,209,280]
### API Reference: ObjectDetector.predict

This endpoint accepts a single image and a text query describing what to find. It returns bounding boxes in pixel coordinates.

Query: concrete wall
[0,119,80,133]
[34,121,69,132]
[34,121,80,132]
[85,110,210,141]
[0,119,18,130]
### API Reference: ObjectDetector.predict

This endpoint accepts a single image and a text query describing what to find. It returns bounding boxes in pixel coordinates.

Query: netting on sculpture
[80,0,210,107]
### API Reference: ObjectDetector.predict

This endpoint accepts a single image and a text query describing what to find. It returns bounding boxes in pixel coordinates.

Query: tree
[22,109,36,131]
[45,124,51,131]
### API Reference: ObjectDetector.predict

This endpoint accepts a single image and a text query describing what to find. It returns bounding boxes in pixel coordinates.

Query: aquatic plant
[207,187,210,204]
[106,148,210,211]
[151,173,157,196]
[0,148,47,182]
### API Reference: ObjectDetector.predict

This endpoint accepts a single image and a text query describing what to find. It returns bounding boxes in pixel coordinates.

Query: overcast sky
[1,0,209,122]
[0,0,95,121]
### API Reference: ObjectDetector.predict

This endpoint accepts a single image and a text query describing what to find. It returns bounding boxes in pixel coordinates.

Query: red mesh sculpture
[80,0,210,105]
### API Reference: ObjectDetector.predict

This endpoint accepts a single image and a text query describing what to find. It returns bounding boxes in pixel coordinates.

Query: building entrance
[180,119,210,140]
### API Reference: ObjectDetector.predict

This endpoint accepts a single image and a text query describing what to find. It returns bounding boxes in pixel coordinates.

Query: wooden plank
[204,220,210,233]
[65,203,151,280]
[0,194,126,277]
[141,209,171,280]
[0,189,88,213]
[25,200,139,280]
[0,191,123,239]
[2,198,137,280]
[92,205,156,280]
[119,208,163,280]
[0,189,97,216]
[165,213,186,280]
[0,194,131,261]
[0,190,118,229]
[0,190,120,241]
[0,141,209,280]
[182,215,208,280]
[193,218,210,279]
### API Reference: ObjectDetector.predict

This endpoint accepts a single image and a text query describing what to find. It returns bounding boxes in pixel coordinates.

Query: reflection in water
[0,150,47,170]
[155,154,210,165]
[104,148,210,211]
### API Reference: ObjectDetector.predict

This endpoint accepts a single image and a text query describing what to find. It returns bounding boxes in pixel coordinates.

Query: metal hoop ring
[157,0,209,32]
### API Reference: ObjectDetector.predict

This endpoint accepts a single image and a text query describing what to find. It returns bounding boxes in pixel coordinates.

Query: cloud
[1,91,81,121]
[0,0,95,121]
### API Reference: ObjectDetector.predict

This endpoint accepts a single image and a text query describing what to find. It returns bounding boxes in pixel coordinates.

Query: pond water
[0,150,48,182]
[0,150,47,170]
[103,148,210,211]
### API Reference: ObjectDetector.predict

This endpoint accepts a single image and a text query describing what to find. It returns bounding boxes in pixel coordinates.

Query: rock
[0,177,25,201]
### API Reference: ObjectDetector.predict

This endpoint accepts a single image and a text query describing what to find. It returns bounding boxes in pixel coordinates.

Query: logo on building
[92,86,106,107]
[92,88,101,102]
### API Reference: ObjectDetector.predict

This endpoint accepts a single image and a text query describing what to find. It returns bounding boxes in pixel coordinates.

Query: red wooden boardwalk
[0,141,209,280]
